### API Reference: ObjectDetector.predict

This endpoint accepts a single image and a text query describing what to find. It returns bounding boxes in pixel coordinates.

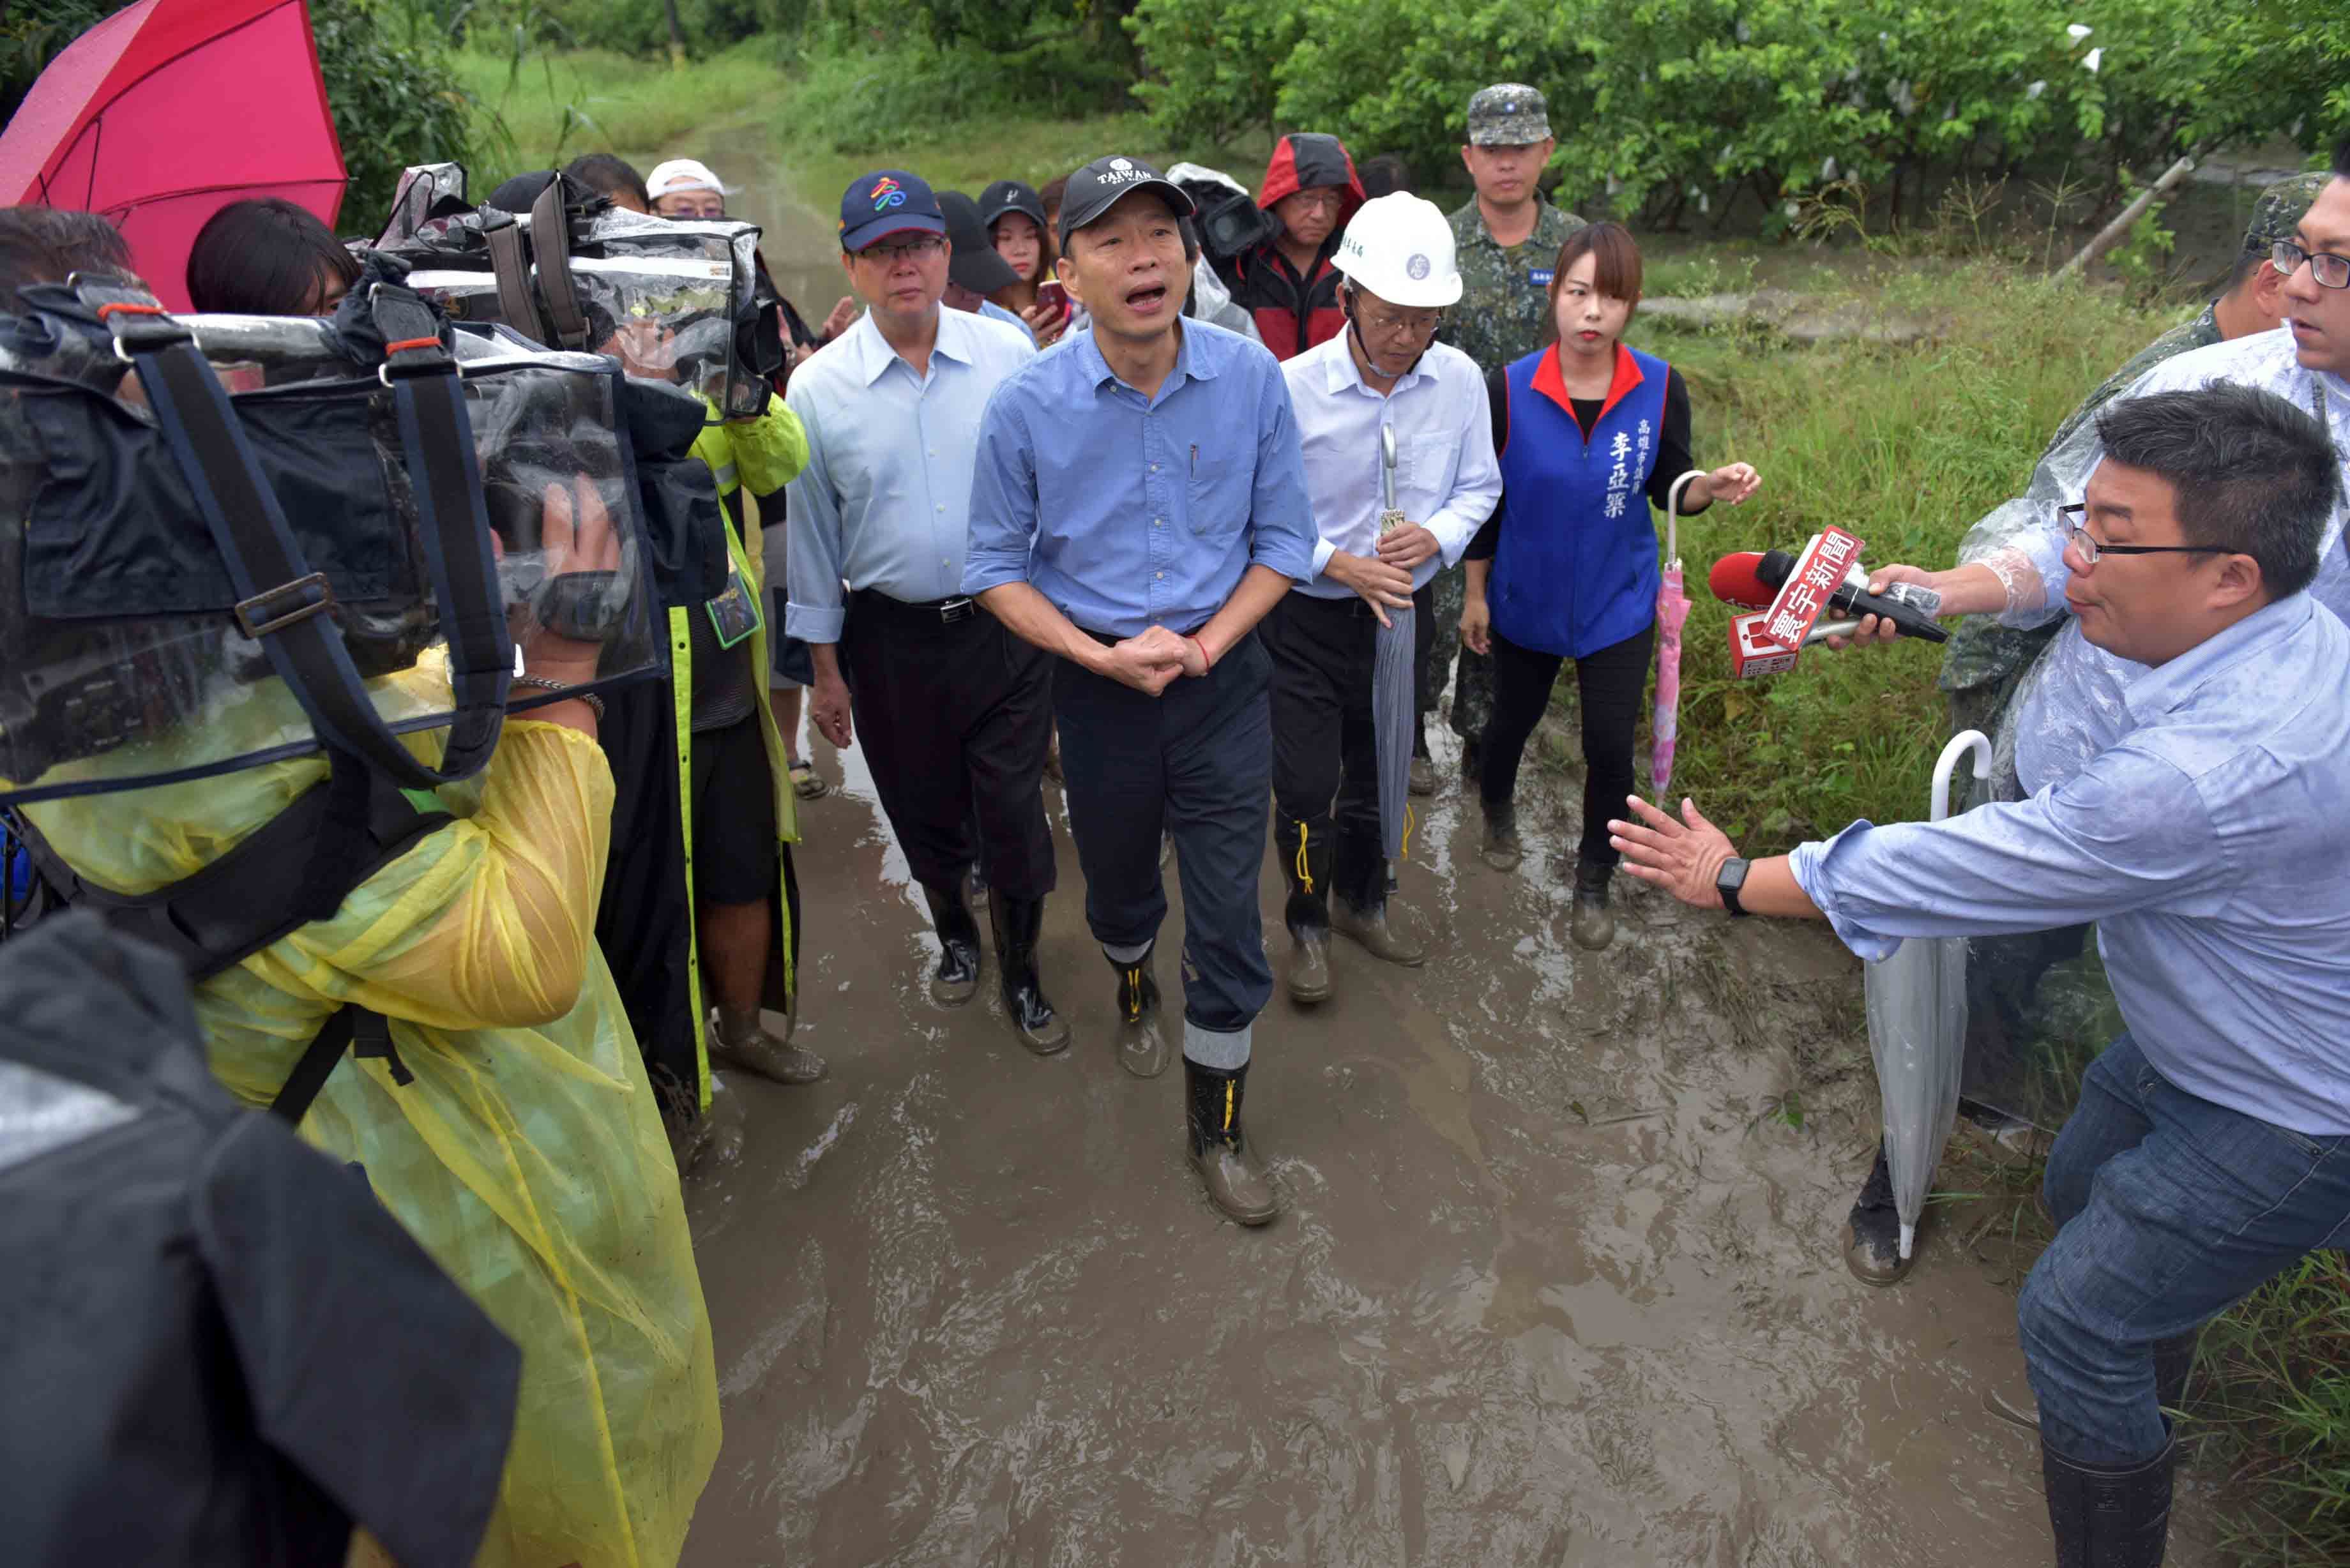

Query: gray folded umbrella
[1374,426,1415,864]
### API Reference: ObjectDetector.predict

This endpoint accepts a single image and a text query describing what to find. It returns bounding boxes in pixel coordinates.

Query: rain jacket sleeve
[729,395,810,497]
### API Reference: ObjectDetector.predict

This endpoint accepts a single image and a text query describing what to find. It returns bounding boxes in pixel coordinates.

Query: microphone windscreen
[1755,548,1800,589]
[1707,551,1774,610]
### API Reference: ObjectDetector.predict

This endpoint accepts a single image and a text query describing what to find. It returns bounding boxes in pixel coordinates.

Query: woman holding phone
[1459,221,1759,952]
[980,179,1070,347]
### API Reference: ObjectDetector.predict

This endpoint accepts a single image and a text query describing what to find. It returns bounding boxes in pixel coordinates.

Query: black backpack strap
[268,1004,411,1125]
[11,770,452,983]
[93,285,513,791]
[529,179,591,350]
[481,209,549,343]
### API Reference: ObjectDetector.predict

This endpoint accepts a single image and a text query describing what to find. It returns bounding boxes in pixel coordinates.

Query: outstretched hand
[1607,794,1738,910]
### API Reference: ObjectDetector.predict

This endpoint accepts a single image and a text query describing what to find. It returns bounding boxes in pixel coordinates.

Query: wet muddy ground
[676,726,2219,1567]
[644,124,2234,1565]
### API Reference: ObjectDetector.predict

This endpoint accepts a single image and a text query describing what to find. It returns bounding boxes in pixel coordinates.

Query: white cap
[1331,193,1462,308]
[645,158,736,200]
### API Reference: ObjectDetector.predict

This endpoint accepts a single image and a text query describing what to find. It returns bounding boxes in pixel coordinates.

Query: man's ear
[2210,552,2266,612]
[839,250,857,287]
[1055,252,1082,308]
[2248,260,2291,327]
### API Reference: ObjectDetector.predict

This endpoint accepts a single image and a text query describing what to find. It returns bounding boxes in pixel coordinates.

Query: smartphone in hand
[1035,280,1070,321]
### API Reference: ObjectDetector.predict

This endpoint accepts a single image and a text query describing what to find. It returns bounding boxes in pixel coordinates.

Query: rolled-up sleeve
[963,386,1041,596]
[1789,747,2226,961]
[1247,364,1319,582]
[783,389,849,643]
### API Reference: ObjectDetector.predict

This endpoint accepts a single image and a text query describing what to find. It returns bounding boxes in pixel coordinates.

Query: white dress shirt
[783,306,1035,643]
[1278,334,1501,598]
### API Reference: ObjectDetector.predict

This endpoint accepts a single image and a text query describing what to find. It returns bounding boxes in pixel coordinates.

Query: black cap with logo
[1056,156,1196,250]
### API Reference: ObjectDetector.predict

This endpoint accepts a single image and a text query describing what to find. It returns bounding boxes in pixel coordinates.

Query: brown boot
[1480,797,1523,871]
[1287,931,1332,1004]
[1184,1057,1279,1225]
[1569,861,1616,952]
[658,1068,745,1175]
[1331,895,1425,967]
[711,1006,826,1085]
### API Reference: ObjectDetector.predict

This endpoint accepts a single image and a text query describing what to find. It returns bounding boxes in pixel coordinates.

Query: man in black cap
[787,169,1068,1055]
[966,156,1319,1226]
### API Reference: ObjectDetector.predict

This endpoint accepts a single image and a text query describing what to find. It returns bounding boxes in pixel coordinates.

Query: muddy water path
[663,123,2224,1567]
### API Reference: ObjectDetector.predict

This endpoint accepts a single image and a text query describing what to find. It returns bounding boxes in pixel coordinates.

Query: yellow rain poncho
[21,674,720,1568]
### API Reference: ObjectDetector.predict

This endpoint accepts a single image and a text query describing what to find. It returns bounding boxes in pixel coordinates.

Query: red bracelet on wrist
[1189,633,1213,670]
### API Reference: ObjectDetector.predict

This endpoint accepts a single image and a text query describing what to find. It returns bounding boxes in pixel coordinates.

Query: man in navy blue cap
[966,155,1319,1226]
[785,170,1065,1053]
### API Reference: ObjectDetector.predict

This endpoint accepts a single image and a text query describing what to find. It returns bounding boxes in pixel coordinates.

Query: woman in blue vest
[1460,222,1759,950]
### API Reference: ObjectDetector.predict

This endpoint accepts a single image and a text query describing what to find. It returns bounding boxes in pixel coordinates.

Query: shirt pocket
[1185,456,1249,543]
[1397,432,1457,513]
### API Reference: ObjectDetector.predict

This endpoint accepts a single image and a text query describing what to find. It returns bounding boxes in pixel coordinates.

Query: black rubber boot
[1479,795,1522,871]
[1184,1057,1279,1225]
[922,882,982,1007]
[1275,810,1333,1005]
[1107,946,1168,1079]
[1331,833,1424,967]
[1846,1141,1913,1286]
[1570,859,1616,951]
[2041,1433,2174,1568]
[989,894,1068,1055]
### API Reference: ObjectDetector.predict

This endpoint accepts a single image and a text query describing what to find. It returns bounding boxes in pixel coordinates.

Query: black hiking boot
[1109,947,1168,1079]
[923,881,982,1007]
[1185,1057,1279,1226]
[989,894,1068,1055]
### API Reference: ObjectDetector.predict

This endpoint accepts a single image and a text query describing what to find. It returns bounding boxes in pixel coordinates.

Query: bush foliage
[1130,0,2348,221]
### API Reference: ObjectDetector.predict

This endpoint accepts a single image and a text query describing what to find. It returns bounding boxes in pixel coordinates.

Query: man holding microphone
[1609,384,2350,1566]
[966,156,1318,1226]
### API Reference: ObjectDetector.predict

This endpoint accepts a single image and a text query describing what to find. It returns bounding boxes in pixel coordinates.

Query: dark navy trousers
[1052,630,1274,1069]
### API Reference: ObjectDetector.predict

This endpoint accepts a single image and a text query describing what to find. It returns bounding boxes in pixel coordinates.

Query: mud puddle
[676,714,2224,1565]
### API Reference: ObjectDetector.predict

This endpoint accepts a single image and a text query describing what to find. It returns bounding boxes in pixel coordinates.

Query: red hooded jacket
[1213,134,1365,361]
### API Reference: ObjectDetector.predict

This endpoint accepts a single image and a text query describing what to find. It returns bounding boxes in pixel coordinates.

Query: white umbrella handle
[1664,469,1707,569]
[1930,730,1993,823]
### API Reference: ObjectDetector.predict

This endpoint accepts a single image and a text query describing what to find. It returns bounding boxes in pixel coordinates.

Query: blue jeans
[2019,1034,2350,1463]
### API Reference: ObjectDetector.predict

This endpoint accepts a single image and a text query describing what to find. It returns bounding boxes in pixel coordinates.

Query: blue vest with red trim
[1489,342,1671,659]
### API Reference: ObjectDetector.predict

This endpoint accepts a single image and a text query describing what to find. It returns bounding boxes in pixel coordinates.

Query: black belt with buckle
[853,589,978,625]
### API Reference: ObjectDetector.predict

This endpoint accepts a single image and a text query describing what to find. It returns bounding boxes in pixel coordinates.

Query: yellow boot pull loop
[1294,821,1314,894]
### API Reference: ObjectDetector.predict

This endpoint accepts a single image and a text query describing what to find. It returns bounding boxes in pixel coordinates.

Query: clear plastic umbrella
[1650,471,1708,799]
[1865,729,1992,1259]
[1372,425,1416,864]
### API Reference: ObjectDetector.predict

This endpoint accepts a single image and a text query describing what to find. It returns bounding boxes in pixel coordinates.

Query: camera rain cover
[379,170,775,419]
[0,283,665,804]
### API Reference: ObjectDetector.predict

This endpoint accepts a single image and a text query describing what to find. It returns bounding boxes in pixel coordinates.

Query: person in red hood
[1214,133,1366,360]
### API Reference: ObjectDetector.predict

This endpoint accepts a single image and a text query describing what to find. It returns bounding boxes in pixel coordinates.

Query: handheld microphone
[1754,548,1948,643]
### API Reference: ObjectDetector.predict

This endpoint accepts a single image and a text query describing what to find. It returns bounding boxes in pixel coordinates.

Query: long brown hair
[1545,221,1644,339]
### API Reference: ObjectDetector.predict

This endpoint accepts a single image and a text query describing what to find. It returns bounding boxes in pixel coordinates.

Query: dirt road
[675,726,2216,1566]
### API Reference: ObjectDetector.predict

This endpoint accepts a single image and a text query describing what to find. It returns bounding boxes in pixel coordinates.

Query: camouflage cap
[2241,172,2331,253]
[1466,82,1552,147]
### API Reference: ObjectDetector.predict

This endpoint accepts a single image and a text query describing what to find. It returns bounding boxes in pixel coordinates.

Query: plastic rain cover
[0,300,663,804]
[1864,730,1991,1258]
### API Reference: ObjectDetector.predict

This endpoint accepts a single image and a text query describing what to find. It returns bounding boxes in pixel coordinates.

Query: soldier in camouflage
[1415,84,1585,787]
[1938,171,2331,756]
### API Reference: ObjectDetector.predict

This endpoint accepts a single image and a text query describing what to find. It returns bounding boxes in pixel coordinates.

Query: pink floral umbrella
[1650,471,1708,799]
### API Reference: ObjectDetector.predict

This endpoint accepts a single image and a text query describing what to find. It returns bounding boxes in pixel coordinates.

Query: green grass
[2196,1251,2350,1565]
[1623,267,2167,848]
[450,38,785,193]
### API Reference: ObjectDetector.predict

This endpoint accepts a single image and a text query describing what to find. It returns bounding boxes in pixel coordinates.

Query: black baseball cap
[979,179,1049,235]
[1056,156,1196,250]
[937,190,1022,294]
[838,169,947,252]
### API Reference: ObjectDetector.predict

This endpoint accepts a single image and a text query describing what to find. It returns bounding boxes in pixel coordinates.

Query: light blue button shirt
[963,319,1319,638]
[783,306,1036,642]
[976,298,1037,343]
[1279,335,1500,598]
[1791,593,2350,1135]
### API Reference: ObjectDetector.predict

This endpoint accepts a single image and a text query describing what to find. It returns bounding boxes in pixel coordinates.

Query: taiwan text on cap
[1056,156,1195,250]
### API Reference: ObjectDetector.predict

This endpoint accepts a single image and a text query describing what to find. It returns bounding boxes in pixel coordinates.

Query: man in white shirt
[1270,195,1501,1001]
[785,169,1065,1054]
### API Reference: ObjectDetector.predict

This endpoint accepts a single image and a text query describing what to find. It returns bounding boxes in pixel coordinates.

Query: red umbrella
[0,0,346,311]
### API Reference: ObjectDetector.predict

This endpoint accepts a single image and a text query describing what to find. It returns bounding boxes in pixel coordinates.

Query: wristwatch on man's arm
[1715,857,1751,917]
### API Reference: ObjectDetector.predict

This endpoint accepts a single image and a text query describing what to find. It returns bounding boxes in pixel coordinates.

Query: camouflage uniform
[1937,171,2333,754]
[1425,82,1583,755]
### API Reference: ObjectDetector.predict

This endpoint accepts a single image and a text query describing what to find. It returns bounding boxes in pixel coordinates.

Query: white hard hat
[645,158,736,199]
[1331,193,1462,308]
